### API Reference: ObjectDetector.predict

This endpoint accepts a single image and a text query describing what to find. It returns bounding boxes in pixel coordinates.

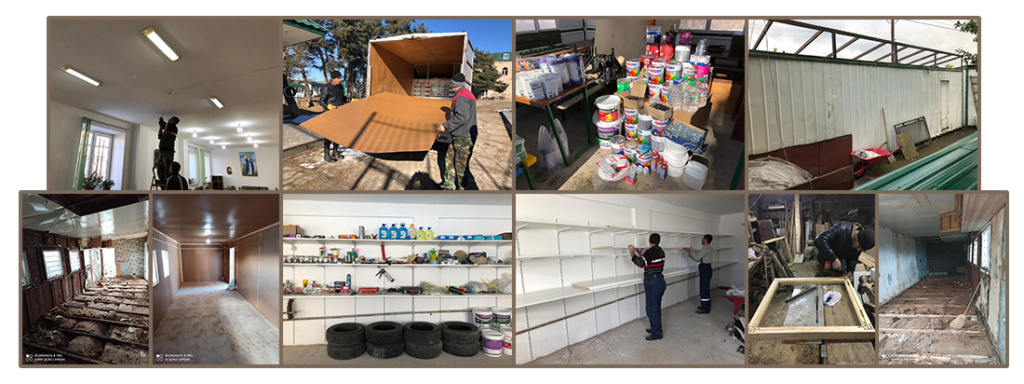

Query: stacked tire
[440,321,481,357]
[325,323,365,360]
[365,321,404,359]
[403,322,443,359]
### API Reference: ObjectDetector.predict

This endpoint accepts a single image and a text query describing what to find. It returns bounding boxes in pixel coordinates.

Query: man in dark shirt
[629,233,666,341]
[163,161,189,190]
[437,73,477,190]
[319,70,346,163]
[156,116,179,186]
[814,222,875,279]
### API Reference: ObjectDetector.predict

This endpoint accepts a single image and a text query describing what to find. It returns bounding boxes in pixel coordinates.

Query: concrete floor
[283,344,514,366]
[528,288,744,365]
[515,99,744,190]
[153,282,279,365]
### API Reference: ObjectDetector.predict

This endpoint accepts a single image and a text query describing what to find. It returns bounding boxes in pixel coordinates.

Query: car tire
[365,321,403,345]
[326,323,365,345]
[440,321,480,344]
[442,340,480,357]
[404,322,442,345]
[366,341,404,359]
[326,342,365,360]
[405,341,443,359]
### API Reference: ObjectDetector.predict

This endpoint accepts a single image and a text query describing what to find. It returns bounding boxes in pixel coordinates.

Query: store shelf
[514,261,738,308]
[285,293,512,299]
[516,220,714,237]
[283,263,510,267]
[283,238,512,247]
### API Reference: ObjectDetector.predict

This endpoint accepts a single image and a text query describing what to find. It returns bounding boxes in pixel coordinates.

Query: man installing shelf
[628,233,666,341]
[684,234,714,314]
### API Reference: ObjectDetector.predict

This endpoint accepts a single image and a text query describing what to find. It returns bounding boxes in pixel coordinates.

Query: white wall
[514,194,745,364]
[877,225,927,304]
[210,145,280,189]
[48,101,137,189]
[281,198,513,346]
[132,124,159,190]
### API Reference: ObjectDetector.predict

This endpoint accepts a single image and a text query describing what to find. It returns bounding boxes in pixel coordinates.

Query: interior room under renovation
[281,195,513,365]
[746,194,877,365]
[515,194,746,365]
[877,193,1007,365]
[151,194,280,365]
[20,194,150,365]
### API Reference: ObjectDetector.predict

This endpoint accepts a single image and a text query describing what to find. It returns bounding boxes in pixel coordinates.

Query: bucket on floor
[473,307,493,329]
[482,330,504,357]
[500,327,513,355]
[491,307,512,329]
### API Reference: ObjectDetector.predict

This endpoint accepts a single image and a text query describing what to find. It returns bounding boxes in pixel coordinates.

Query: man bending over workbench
[814,223,875,279]
[629,233,666,341]
[684,234,715,314]
[437,73,476,190]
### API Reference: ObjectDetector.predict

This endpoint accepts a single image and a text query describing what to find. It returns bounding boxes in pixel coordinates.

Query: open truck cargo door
[366,32,474,99]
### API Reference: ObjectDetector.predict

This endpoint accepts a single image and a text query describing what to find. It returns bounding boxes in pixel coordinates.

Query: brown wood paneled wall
[231,224,280,329]
[180,246,226,282]
[21,229,87,329]
[151,229,182,333]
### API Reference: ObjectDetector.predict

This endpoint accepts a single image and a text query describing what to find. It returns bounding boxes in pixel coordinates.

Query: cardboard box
[648,103,673,121]
[283,225,304,237]
[618,92,645,110]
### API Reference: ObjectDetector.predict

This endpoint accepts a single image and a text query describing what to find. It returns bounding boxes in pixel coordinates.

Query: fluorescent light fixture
[247,134,252,142]
[209,139,214,145]
[209,97,224,109]
[192,129,197,138]
[236,124,243,133]
[141,26,180,62]
[60,65,102,86]
[221,144,226,149]
[254,143,259,148]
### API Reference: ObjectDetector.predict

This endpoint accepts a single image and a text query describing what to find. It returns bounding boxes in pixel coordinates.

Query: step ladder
[970,75,980,115]
[150,166,164,190]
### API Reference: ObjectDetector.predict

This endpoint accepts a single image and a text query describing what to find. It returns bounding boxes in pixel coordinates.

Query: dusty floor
[854,126,978,187]
[515,100,744,190]
[282,99,514,190]
[748,261,875,365]
[528,288,744,365]
[878,275,998,365]
[283,344,513,366]
[153,282,279,365]
[23,277,150,365]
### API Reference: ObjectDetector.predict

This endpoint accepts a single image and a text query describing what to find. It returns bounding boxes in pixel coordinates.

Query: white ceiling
[641,194,745,215]
[49,19,281,147]
[879,194,961,240]
[22,195,149,239]
[284,194,512,206]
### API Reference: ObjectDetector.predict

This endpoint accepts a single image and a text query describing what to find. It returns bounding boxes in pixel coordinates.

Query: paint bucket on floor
[491,307,512,329]
[473,307,493,329]
[500,327,513,355]
[481,330,504,357]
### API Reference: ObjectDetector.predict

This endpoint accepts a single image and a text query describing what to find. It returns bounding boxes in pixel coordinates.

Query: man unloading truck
[814,222,875,279]
[436,73,476,190]
[684,234,714,314]
[156,116,180,187]
[629,233,666,341]
[319,69,347,163]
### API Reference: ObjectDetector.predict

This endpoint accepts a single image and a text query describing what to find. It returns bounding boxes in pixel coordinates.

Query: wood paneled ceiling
[153,194,279,244]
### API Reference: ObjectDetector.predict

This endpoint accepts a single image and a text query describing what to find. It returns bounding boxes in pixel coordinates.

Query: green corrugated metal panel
[284,19,328,35]
[854,132,978,191]
[749,50,963,73]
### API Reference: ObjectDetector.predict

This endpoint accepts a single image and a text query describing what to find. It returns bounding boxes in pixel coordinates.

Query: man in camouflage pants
[156,116,180,187]
[437,73,477,190]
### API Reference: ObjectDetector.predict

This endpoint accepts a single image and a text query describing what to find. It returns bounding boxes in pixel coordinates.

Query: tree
[316,20,431,98]
[470,50,509,97]
[955,20,978,65]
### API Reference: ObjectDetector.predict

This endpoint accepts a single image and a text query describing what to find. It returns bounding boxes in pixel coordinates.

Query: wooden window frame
[748,277,875,341]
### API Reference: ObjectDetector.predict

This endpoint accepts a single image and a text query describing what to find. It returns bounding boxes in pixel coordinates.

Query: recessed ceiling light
[209,139,214,145]
[221,144,226,149]
[141,26,180,62]
[247,134,252,142]
[209,97,224,109]
[206,236,211,244]
[236,123,243,133]
[192,129,197,138]
[254,143,259,148]
[60,65,102,86]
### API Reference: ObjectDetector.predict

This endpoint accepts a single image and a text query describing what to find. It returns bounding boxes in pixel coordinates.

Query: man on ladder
[154,116,180,189]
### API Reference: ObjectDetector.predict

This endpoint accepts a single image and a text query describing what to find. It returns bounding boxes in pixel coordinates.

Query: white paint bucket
[491,307,512,329]
[501,327,513,355]
[482,330,504,357]
[473,307,493,329]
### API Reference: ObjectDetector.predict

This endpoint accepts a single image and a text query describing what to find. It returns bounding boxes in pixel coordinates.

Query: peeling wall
[924,241,966,273]
[878,225,927,304]
[978,207,1007,364]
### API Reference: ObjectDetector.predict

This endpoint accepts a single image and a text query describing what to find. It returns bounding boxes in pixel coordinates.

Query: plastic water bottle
[426,227,434,240]
[398,223,408,240]
[697,80,709,108]
[667,82,685,110]
[408,223,417,240]
[681,79,701,113]
[389,224,398,240]
[379,223,389,240]
[417,227,426,241]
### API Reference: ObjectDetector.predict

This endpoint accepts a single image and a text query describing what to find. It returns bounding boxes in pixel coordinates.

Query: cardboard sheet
[299,92,450,153]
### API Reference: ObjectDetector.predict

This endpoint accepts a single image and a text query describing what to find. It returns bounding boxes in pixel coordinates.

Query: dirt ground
[283,98,514,190]
[854,127,977,187]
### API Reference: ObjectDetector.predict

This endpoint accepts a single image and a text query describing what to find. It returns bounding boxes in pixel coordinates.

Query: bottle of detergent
[379,223,389,240]
[389,224,398,240]
[417,226,426,241]
[408,223,417,240]
[426,227,434,240]
[398,223,408,240]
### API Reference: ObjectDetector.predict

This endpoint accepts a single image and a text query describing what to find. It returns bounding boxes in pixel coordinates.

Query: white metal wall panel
[749,56,971,155]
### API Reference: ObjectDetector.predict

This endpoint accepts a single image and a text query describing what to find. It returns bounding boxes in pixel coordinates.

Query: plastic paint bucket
[626,59,642,77]
[595,95,622,122]
[473,307,493,329]
[482,330,504,357]
[623,140,640,162]
[501,327,513,355]
[610,135,626,150]
[491,307,512,329]
[638,112,652,131]
[647,66,665,85]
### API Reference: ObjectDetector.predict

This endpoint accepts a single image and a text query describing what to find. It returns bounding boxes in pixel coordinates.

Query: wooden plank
[897,132,919,160]
[750,326,875,341]
[763,236,786,244]
[749,278,780,328]
[775,277,848,285]
[824,283,875,364]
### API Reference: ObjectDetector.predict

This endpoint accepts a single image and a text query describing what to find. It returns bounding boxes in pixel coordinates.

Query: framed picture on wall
[239,152,258,177]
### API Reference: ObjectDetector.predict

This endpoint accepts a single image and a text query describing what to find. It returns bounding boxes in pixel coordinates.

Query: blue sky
[420,19,512,53]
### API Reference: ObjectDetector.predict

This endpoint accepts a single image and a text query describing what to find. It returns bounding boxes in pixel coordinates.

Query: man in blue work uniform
[685,234,715,314]
[629,233,666,341]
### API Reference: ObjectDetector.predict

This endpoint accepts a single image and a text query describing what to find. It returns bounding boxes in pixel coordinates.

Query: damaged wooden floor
[22,277,150,364]
[153,282,279,365]
[879,275,999,365]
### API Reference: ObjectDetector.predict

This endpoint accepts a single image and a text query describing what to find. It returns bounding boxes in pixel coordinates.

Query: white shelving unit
[286,293,512,299]
[283,263,511,268]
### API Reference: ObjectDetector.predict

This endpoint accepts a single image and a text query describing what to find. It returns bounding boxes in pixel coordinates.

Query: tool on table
[950,282,983,329]
[375,267,394,283]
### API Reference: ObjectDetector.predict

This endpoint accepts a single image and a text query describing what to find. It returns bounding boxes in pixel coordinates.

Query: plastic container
[379,224,389,240]
[638,111,652,131]
[593,110,624,148]
[492,307,512,329]
[683,156,709,189]
[626,59,642,77]
[647,65,664,85]
[398,223,408,240]
[623,140,640,162]
[652,135,666,153]
[426,227,434,240]
[665,62,684,83]
[501,327,513,355]
[417,227,425,240]
[617,77,630,93]
[540,73,561,98]
[659,84,671,104]
[473,307,493,329]
[681,79,701,113]
[389,224,398,239]
[482,330,504,357]
[647,84,661,100]
[595,95,622,123]
[640,130,652,146]
[675,45,691,63]
[610,135,626,150]
[624,123,639,140]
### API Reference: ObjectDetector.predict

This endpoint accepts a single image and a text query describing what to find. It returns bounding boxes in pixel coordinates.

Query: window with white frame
[981,227,991,271]
[85,131,114,180]
[42,250,63,280]
[501,67,508,76]
[161,250,170,279]
[69,250,81,272]
[188,147,199,183]
[153,250,160,286]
